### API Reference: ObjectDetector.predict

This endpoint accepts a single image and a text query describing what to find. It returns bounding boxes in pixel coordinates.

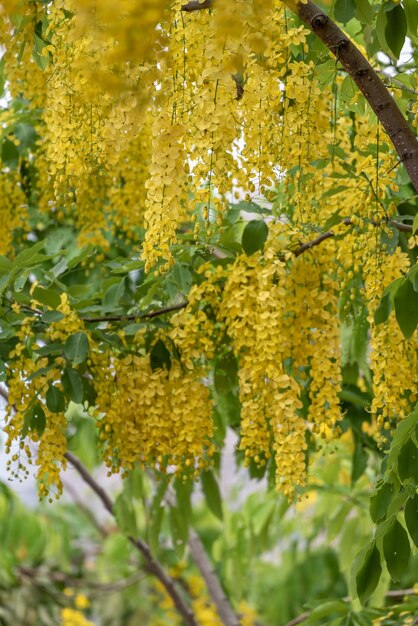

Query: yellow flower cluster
[1,1,47,109]
[60,608,94,626]
[5,294,88,498]
[143,119,189,272]
[4,316,68,498]
[364,247,416,430]
[221,247,306,498]
[0,170,27,255]
[92,347,214,478]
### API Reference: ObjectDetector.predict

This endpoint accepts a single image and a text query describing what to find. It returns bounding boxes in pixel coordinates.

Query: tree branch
[81,301,188,324]
[188,529,241,626]
[181,0,213,11]
[3,217,411,326]
[181,0,418,192]
[18,566,148,595]
[64,451,200,626]
[292,216,411,257]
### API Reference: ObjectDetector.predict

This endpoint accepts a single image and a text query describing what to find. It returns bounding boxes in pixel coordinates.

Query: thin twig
[389,219,414,233]
[2,217,412,326]
[81,301,188,324]
[293,231,336,256]
[18,566,148,595]
[284,611,311,626]
[64,451,200,626]
[293,216,412,258]
[377,71,418,97]
[62,478,109,538]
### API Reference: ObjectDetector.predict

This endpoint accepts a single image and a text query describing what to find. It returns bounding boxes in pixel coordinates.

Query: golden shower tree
[0,0,417,624]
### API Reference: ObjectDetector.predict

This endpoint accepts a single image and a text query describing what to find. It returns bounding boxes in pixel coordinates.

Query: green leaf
[64,332,90,366]
[35,343,64,357]
[393,278,418,339]
[174,479,193,526]
[42,310,65,324]
[404,494,418,548]
[22,402,46,438]
[354,0,373,24]
[355,542,382,605]
[305,601,348,624]
[150,339,171,372]
[376,6,390,54]
[351,437,368,484]
[409,264,418,291]
[404,0,418,38]
[45,385,66,413]
[201,470,223,520]
[33,32,49,70]
[397,438,418,482]
[383,519,410,582]
[386,404,418,474]
[0,57,5,97]
[14,241,47,269]
[370,482,394,523]
[242,220,268,256]
[0,255,12,275]
[374,292,391,326]
[169,506,188,557]
[170,263,193,294]
[103,279,125,307]
[1,138,19,169]
[0,358,6,382]
[148,478,168,553]
[32,286,62,310]
[413,214,418,235]
[385,5,407,59]
[214,352,238,394]
[14,123,37,150]
[334,0,356,24]
[114,493,137,537]
[61,366,84,404]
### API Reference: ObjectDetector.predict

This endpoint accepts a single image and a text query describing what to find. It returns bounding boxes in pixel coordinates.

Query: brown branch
[18,566,148,595]
[64,451,200,626]
[81,301,188,324]
[62,478,109,538]
[181,0,418,192]
[156,480,240,626]
[181,0,213,11]
[188,529,241,626]
[2,217,412,327]
[389,219,414,233]
[293,230,336,257]
[292,216,412,257]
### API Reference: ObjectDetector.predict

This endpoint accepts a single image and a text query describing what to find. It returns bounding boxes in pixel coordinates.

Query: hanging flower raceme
[4,294,91,498]
[92,351,215,478]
